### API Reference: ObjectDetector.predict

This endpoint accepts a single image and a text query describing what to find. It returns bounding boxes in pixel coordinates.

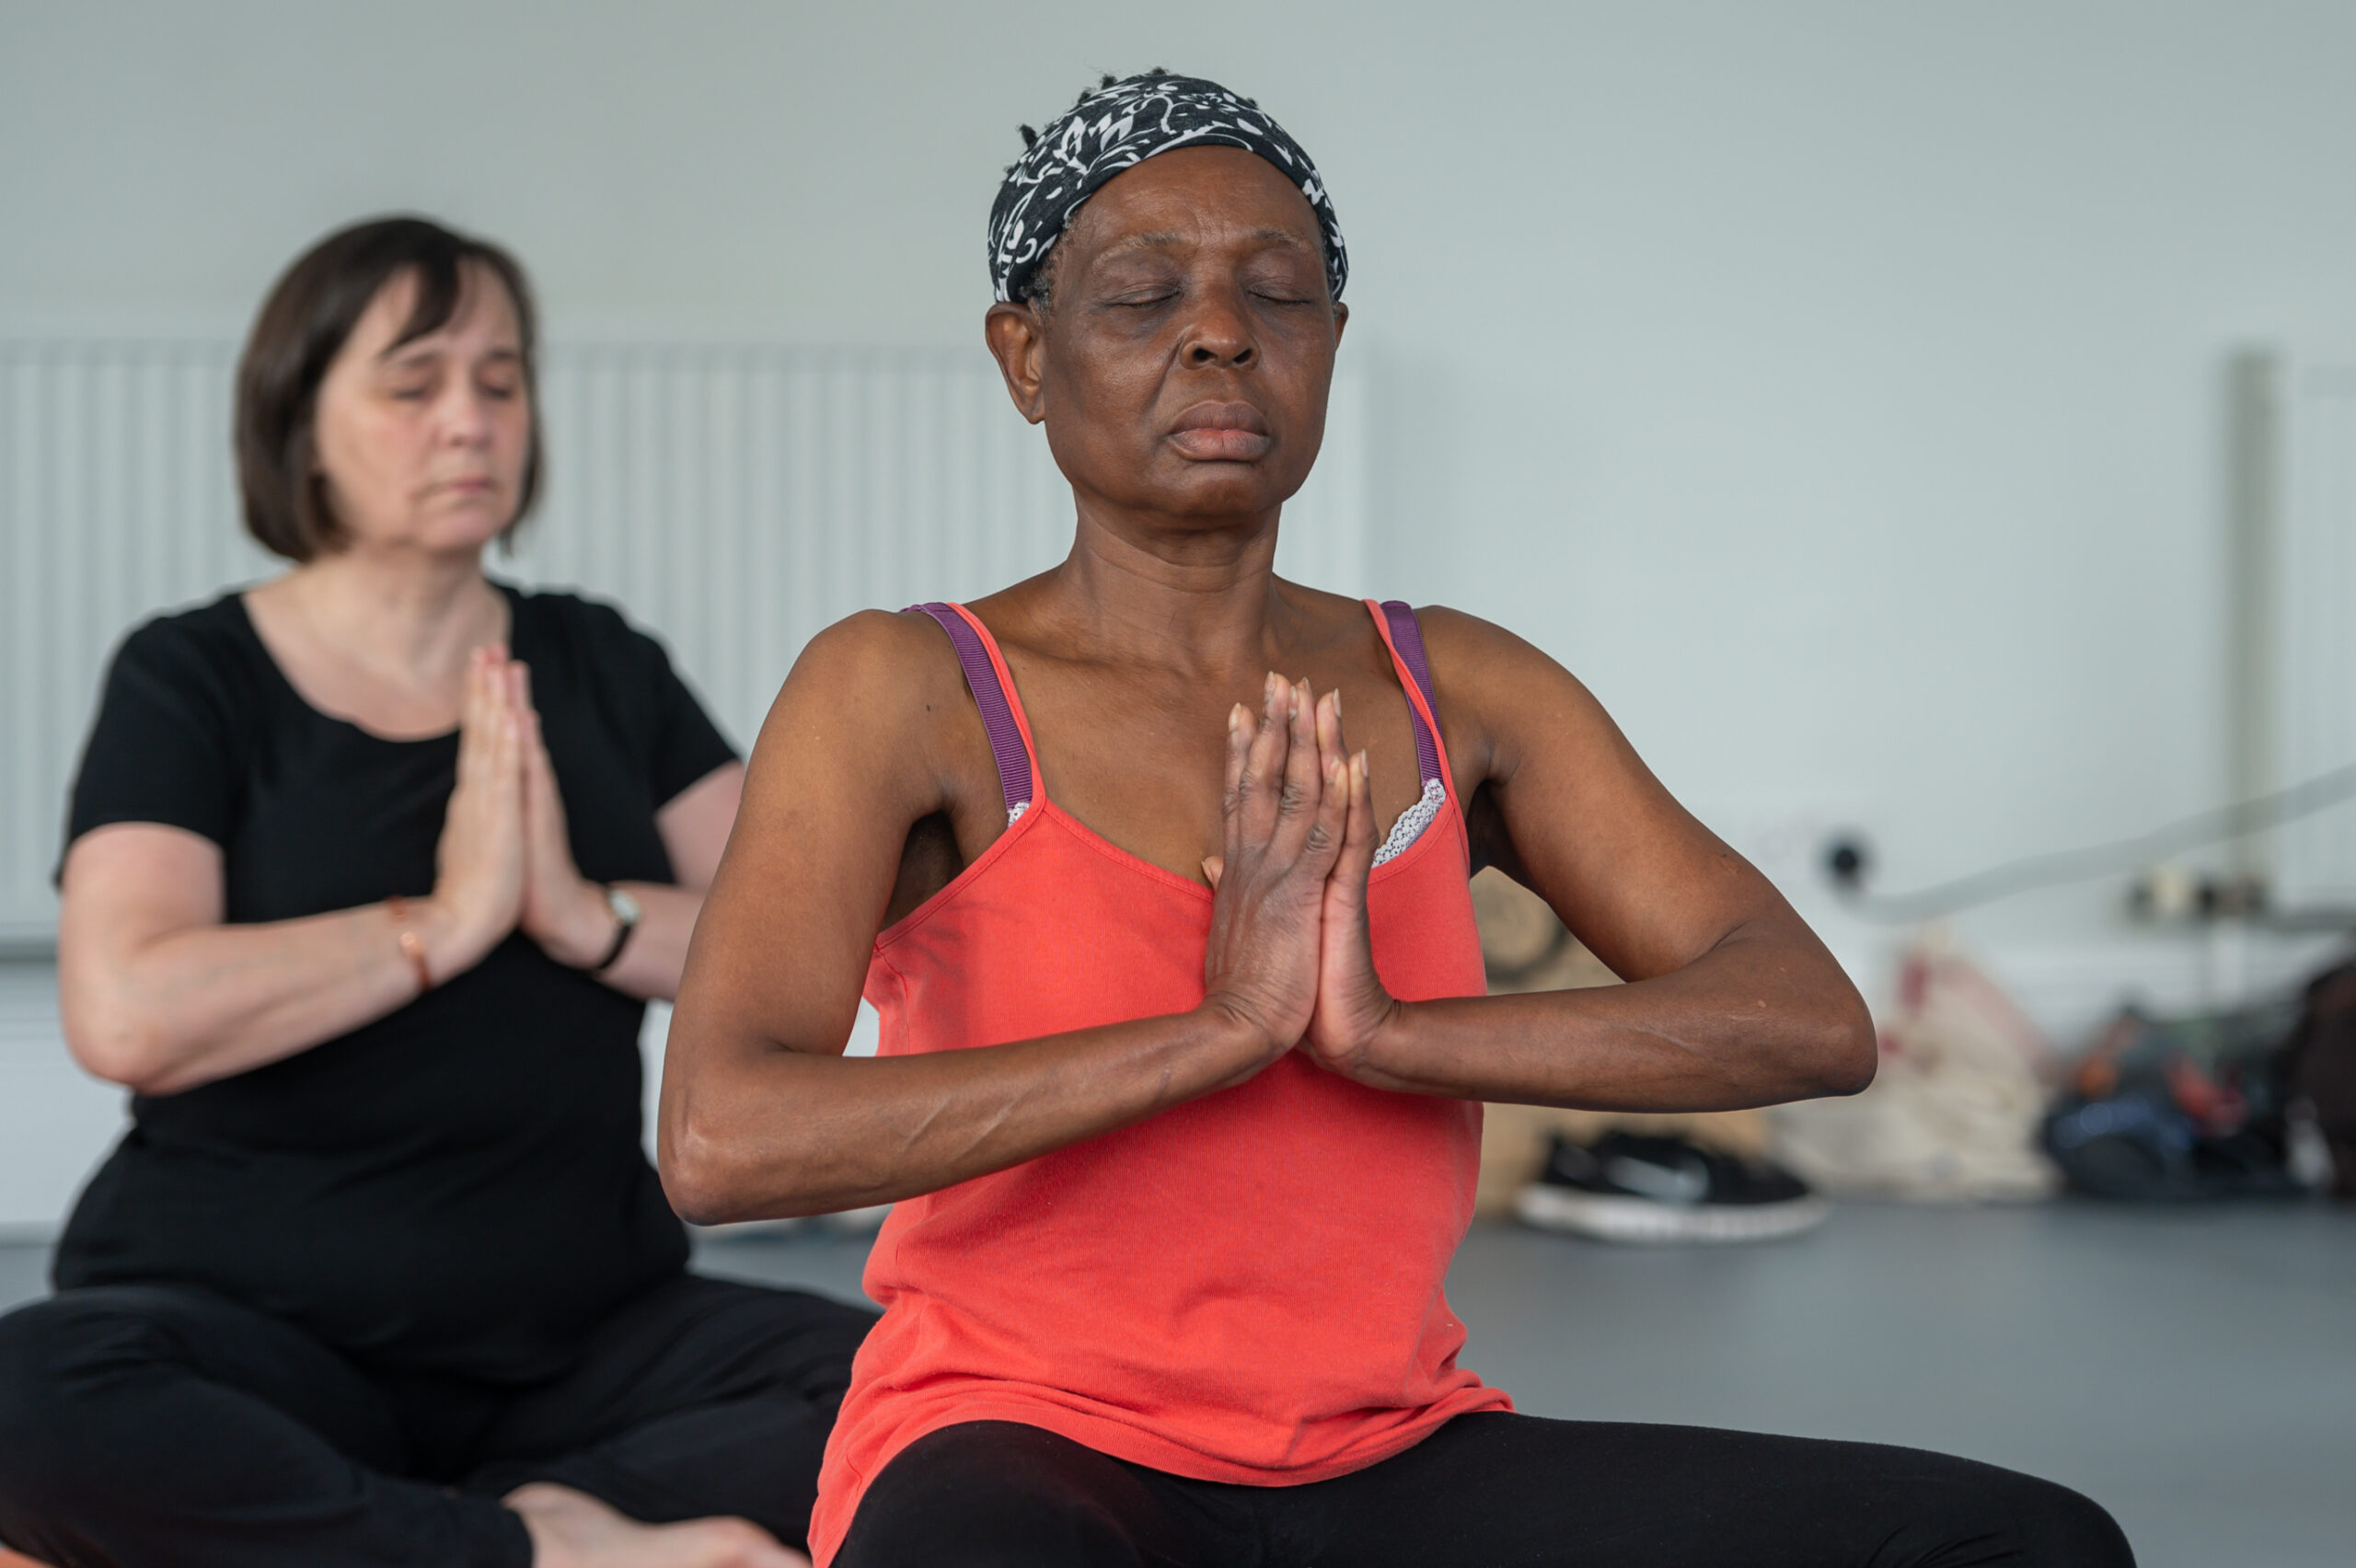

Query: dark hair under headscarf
[987,69,1347,307]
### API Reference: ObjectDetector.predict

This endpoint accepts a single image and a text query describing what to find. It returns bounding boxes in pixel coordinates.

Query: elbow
[659,1134,734,1228]
[63,998,179,1096]
[1802,994,1879,1099]
[658,1027,859,1223]
[659,1110,764,1228]
[663,1107,862,1227]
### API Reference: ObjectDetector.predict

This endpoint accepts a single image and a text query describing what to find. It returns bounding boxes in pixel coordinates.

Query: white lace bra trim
[1372,777,1447,867]
[1000,779,1432,857]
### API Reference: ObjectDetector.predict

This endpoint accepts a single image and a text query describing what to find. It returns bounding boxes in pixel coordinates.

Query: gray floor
[5,1201,2351,1566]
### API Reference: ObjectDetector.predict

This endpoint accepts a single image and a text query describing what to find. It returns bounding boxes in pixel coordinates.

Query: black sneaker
[1514,1131,1830,1243]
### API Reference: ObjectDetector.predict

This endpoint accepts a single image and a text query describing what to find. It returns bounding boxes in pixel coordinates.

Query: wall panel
[0,339,1370,937]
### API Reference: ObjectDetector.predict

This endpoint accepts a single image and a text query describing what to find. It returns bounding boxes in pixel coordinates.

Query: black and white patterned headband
[987,70,1348,307]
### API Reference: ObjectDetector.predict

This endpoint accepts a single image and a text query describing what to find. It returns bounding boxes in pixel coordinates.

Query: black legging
[0,1274,875,1567]
[833,1417,2135,1568]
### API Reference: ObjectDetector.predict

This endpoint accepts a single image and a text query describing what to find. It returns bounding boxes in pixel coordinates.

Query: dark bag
[2041,999,2304,1202]
[2285,961,2356,1199]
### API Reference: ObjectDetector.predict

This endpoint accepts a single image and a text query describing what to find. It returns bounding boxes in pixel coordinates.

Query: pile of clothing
[1773,938,2059,1204]
[1472,865,2356,1239]
[2041,963,2353,1202]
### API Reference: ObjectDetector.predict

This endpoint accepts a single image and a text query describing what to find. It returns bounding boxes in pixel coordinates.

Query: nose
[436,382,497,447]
[1181,288,1256,369]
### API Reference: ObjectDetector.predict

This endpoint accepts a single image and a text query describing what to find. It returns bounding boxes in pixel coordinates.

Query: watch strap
[591,886,638,972]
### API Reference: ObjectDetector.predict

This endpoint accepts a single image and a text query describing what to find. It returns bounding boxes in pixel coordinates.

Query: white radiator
[0,339,1370,940]
[0,343,276,942]
[2235,349,2356,917]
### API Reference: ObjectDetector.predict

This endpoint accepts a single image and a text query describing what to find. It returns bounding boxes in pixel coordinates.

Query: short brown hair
[236,215,543,561]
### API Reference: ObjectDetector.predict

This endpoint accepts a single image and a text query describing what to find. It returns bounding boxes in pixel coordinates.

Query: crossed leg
[832,1414,2135,1568]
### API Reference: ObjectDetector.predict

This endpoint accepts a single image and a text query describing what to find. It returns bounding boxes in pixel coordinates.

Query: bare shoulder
[1403,605,1617,782]
[756,609,972,750]
[779,607,965,697]
[1411,603,1572,683]
[738,606,992,837]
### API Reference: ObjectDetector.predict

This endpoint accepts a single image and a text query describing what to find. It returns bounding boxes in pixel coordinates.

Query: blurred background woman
[0,217,869,1568]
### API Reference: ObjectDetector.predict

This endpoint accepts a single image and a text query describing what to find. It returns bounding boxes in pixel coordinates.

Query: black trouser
[0,1274,875,1567]
[834,1416,2135,1568]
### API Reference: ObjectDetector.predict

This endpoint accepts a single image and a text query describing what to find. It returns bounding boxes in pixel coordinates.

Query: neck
[1041,496,1295,674]
[279,543,503,684]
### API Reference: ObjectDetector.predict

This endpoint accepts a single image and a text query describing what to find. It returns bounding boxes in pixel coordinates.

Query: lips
[1168,400,1272,462]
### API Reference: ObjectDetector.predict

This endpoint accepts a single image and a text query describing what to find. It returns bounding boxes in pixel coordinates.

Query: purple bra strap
[909,603,1034,818]
[1379,601,1444,790]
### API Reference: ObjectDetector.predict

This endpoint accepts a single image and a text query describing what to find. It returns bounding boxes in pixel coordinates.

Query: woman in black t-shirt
[0,219,869,1568]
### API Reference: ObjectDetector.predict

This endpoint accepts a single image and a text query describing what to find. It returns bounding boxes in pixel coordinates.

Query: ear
[984,301,1049,426]
[1332,301,1349,347]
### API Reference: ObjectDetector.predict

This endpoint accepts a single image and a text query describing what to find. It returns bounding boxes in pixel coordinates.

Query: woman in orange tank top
[664,70,2133,1568]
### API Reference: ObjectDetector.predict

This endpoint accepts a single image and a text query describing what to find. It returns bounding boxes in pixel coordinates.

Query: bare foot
[505,1482,813,1568]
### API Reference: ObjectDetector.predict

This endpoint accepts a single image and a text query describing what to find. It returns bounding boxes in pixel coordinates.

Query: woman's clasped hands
[1199,672,1403,1082]
[420,645,621,982]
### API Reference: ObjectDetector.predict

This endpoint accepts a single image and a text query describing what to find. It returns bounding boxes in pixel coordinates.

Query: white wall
[6,0,2355,1003]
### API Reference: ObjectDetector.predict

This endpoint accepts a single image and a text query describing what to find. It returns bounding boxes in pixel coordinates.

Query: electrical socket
[1696,801,1874,903]
[2127,865,2266,922]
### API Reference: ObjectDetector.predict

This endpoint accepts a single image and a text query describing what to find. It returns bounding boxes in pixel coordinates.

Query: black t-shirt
[53,584,737,1382]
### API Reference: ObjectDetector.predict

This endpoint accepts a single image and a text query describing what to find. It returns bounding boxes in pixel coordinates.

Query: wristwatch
[592,884,641,972]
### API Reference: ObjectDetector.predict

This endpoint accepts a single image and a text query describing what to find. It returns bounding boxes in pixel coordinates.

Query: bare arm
[60,826,451,1096]
[1301,607,1875,1111]
[659,615,1350,1224]
[58,653,528,1096]
[614,761,745,998]
[514,726,745,1003]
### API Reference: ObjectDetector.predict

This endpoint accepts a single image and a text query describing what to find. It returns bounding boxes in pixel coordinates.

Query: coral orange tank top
[808,599,1512,1564]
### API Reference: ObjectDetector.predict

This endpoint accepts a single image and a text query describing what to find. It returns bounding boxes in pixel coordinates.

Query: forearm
[1349,931,1876,1110]
[662,1003,1270,1222]
[581,883,697,1001]
[61,903,438,1095]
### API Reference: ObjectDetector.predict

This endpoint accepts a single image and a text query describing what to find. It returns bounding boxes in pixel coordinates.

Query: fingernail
[1230,704,1248,735]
